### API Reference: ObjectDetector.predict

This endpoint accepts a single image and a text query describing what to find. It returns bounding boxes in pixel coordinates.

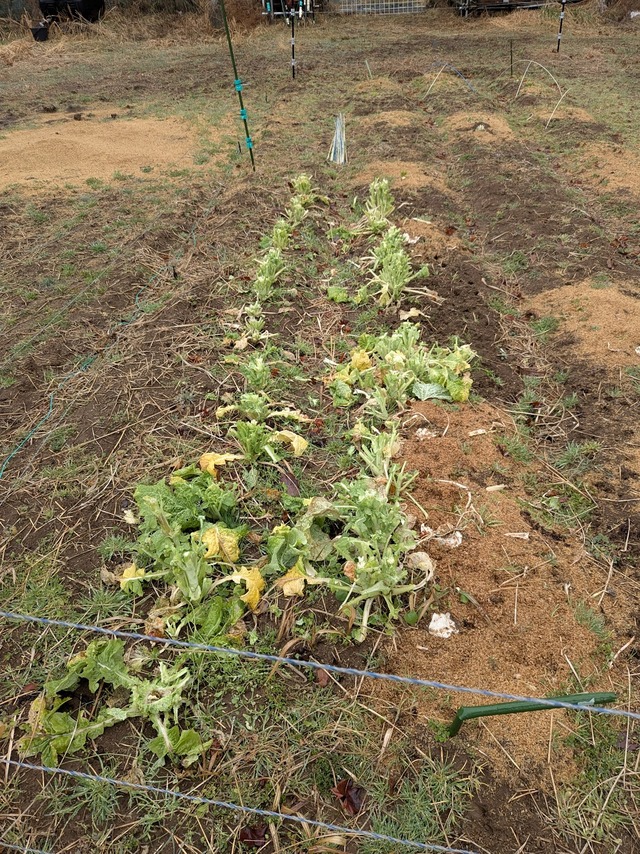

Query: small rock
[73,113,83,121]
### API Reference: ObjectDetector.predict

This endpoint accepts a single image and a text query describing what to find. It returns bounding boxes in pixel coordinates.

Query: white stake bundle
[327,113,347,165]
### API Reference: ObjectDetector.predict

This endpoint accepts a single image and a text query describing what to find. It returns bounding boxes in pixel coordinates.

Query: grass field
[1,5,639,853]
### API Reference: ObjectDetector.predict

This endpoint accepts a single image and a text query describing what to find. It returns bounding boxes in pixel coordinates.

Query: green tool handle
[448,691,617,737]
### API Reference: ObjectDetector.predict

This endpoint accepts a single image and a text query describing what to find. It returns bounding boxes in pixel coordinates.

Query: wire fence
[0,260,173,483]
[2,611,639,722]
[0,842,55,854]
[1,758,480,854]
[3,607,636,853]
[334,0,428,13]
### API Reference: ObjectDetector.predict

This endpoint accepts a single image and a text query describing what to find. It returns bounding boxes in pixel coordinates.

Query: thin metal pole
[291,9,296,79]
[219,0,255,170]
[556,0,567,53]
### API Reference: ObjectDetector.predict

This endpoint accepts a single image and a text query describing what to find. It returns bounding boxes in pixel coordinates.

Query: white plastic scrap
[421,525,463,548]
[415,427,439,440]
[403,232,420,245]
[428,612,458,639]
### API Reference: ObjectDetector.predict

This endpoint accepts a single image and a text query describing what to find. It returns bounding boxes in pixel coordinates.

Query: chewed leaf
[199,451,243,477]
[275,559,307,597]
[273,430,308,457]
[226,566,265,611]
[120,563,145,593]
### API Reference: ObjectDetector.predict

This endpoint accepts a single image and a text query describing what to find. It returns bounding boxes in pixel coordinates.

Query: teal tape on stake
[219,0,255,169]
[240,108,247,119]
[246,137,253,149]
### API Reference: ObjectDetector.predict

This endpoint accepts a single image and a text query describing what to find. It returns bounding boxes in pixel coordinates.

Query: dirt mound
[353,159,451,194]
[359,110,419,129]
[527,280,640,370]
[442,111,515,141]
[0,112,207,188]
[375,400,610,782]
[575,142,640,195]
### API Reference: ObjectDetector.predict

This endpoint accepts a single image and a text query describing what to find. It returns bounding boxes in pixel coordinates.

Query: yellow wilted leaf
[270,408,311,422]
[198,526,241,563]
[350,348,372,372]
[218,528,241,563]
[199,451,243,477]
[229,566,265,611]
[276,559,307,597]
[120,563,145,591]
[199,527,220,559]
[27,694,47,733]
[215,405,236,419]
[273,429,308,457]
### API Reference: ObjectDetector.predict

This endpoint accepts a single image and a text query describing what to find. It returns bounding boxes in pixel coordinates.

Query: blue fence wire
[1,758,480,854]
[424,61,478,94]
[0,844,53,854]
[2,611,638,723]
[0,262,173,483]
[0,843,54,854]
[0,358,97,481]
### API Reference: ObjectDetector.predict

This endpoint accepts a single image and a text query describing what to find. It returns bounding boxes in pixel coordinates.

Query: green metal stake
[448,692,617,738]
[219,0,255,171]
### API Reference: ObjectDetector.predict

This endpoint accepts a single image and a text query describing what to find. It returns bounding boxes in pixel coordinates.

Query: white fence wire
[333,0,428,15]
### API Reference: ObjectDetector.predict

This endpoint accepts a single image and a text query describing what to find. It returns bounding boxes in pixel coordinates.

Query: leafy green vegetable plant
[359,177,395,235]
[19,639,210,767]
[357,226,430,308]
[325,322,476,418]
[253,248,287,301]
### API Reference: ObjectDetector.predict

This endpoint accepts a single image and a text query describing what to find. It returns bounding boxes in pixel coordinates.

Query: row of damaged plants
[18,176,476,770]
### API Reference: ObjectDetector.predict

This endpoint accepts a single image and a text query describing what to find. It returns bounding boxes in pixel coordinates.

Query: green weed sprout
[230,420,279,463]
[286,174,326,227]
[365,226,430,307]
[326,322,476,417]
[269,219,292,251]
[19,639,211,767]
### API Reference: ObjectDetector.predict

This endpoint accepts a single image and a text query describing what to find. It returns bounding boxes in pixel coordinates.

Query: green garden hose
[448,691,617,737]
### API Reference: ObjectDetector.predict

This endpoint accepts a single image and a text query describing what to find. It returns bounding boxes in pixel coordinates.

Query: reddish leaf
[280,468,300,497]
[314,667,330,688]
[239,823,268,846]
[331,778,365,816]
